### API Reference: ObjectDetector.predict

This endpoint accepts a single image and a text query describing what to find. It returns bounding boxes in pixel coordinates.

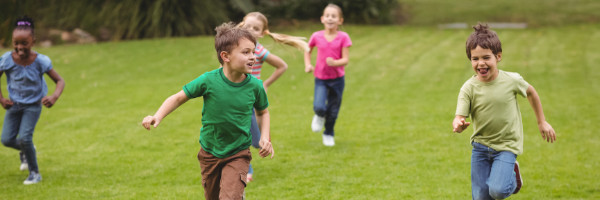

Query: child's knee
[1,138,15,147]
[488,186,512,199]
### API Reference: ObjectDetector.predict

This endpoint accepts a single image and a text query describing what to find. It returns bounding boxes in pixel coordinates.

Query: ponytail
[266,31,310,52]
[241,12,310,52]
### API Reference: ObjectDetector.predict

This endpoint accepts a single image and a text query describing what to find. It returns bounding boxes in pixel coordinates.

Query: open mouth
[477,68,489,76]
[246,62,255,68]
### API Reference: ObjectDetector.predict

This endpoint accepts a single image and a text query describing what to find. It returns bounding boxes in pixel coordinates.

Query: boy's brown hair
[215,22,257,64]
[466,23,502,60]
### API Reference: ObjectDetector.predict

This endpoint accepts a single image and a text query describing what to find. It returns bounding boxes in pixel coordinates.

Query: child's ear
[339,18,344,25]
[320,16,325,24]
[220,51,230,63]
[496,52,502,62]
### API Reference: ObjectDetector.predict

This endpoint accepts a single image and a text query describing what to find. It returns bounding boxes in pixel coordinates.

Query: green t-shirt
[183,68,269,158]
[455,70,530,155]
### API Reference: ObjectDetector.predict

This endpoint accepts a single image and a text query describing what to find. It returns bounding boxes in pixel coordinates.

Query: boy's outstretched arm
[142,90,189,130]
[526,85,556,143]
[255,108,274,159]
[453,115,470,133]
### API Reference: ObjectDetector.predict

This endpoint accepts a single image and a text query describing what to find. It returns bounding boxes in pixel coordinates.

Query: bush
[0,0,400,47]
[256,0,401,24]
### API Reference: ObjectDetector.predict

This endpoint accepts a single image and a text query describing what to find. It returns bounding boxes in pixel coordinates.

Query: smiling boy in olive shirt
[453,23,556,200]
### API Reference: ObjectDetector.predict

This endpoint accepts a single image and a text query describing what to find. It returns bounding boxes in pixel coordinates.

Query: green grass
[400,0,600,26]
[1,24,600,199]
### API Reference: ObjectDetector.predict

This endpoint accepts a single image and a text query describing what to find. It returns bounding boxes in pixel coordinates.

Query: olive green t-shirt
[183,68,269,158]
[455,70,530,155]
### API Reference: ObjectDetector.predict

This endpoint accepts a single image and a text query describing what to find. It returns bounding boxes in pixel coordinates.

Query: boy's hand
[0,98,13,109]
[304,64,314,73]
[41,95,58,108]
[142,115,161,130]
[258,139,274,159]
[538,121,556,143]
[453,118,471,133]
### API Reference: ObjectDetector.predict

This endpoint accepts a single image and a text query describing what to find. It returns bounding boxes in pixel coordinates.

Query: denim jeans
[314,76,345,136]
[471,142,517,200]
[1,102,42,172]
[248,109,261,174]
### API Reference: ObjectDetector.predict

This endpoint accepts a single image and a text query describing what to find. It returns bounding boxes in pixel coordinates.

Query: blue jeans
[314,77,345,136]
[248,109,261,174]
[471,142,517,200]
[1,102,42,172]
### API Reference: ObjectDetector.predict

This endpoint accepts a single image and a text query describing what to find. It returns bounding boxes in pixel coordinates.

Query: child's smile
[470,46,501,82]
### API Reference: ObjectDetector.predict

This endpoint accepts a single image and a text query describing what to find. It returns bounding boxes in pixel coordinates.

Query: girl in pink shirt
[304,4,352,146]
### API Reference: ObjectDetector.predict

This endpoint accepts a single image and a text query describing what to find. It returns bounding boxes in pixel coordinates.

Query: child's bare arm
[255,108,274,159]
[326,47,350,67]
[452,115,470,133]
[42,69,66,108]
[0,71,13,109]
[526,85,556,143]
[142,90,190,130]
[304,47,314,73]
[262,54,288,92]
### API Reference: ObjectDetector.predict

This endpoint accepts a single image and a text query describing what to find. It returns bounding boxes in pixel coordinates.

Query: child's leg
[17,103,42,173]
[471,142,494,200]
[220,148,252,200]
[323,77,345,136]
[198,148,223,200]
[250,109,261,149]
[313,78,328,117]
[1,104,23,150]
[487,151,517,199]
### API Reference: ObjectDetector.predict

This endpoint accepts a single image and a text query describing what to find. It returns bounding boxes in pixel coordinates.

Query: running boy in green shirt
[452,23,556,200]
[142,22,274,200]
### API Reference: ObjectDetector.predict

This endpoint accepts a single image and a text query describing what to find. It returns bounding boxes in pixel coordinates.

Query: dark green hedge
[0,0,401,46]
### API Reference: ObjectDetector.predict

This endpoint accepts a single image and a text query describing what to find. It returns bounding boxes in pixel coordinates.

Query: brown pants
[198,148,252,200]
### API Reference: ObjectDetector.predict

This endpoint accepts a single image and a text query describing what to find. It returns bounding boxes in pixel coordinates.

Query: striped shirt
[251,42,270,79]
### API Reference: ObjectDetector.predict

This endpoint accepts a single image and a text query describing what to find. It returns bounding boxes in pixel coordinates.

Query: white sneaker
[323,135,335,146]
[311,115,325,132]
[23,171,42,185]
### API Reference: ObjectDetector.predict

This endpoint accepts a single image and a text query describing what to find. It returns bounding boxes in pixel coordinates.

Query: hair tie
[264,30,270,35]
[17,21,31,26]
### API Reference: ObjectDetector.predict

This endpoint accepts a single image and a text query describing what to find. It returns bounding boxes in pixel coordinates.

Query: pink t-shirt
[308,30,352,80]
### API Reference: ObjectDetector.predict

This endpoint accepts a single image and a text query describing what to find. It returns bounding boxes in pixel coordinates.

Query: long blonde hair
[238,12,310,52]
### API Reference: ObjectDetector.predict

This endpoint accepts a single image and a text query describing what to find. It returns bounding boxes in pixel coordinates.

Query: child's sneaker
[513,161,523,194]
[312,115,325,132]
[246,173,253,183]
[322,134,335,146]
[23,171,42,185]
[19,151,28,171]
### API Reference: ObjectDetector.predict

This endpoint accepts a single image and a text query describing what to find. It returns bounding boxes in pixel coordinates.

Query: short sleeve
[0,53,10,71]
[515,75,529,98]
[308,32,317,48]
[455,86,471,117]
[183,74,208,99]
[41,58,53,73]
[256,45,270,62]
[341,33,352,48]
[253,81,269,111]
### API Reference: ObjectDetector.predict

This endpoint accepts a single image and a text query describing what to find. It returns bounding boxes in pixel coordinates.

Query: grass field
[1,24,600,199]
